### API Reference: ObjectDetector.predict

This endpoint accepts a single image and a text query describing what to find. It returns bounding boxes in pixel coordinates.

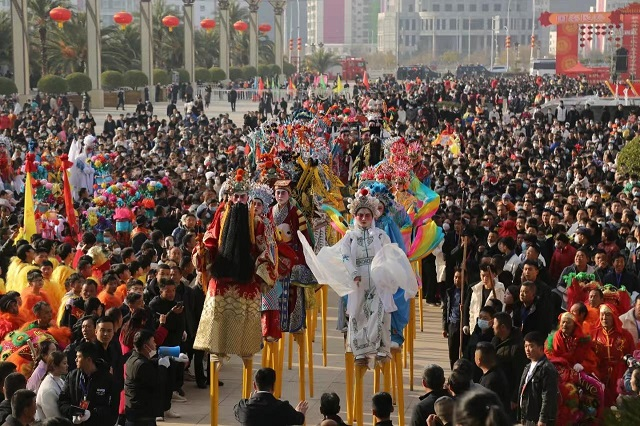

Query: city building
[376,0,597,64]
[307,0,380,56]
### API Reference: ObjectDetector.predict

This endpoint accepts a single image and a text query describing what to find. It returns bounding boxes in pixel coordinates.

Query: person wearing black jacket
[442,268,467,369]
[58,342,119,426]
[0,373,26,424]
[475,342,510,411]
[409,364,449,426]
[518,332,559,426]
[148,279,186,399]
[234,368,307,426]
[125,329,168,425]
[512,280,554,338]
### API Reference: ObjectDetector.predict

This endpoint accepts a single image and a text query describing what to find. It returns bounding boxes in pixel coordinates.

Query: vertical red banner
[555,23,580,75]
[623,13,640,77]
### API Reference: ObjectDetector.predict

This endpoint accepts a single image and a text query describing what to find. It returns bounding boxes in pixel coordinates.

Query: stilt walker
[193,171,278,421]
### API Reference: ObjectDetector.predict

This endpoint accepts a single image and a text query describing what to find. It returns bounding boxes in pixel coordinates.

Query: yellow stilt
[242,357,253,399]
[408,300,415,391]
[261,343,268,368]
[306,309,315,398]
[345,352,355,425]
[312,303,318,342]
[210,355,221,426]
[355,362,368,426]
[402,333,407,368]
[390,351,397,404]
[294,332,306,401]
[321,285,328,366]
[392,348,405,426]
[418,287,424,332]
[288,332,293,370]
[275,338,285,398]
[373,364,381,392]
[382,360,391,393]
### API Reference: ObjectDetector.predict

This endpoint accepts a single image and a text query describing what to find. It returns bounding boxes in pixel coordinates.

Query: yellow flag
[333,75,343,93]
[19,175,37,241]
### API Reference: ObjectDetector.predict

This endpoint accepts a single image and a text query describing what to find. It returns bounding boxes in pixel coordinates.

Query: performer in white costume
[68,135,96,200]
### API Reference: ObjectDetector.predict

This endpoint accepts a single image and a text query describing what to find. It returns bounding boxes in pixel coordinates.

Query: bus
[529,59,556,76]
[396,65,440,81]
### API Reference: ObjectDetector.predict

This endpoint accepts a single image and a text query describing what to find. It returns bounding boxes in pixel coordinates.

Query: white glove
[172,353,189,363]
[463,326,470,335]
[73,410,91,424]
[573,363,584,372]
[158,357,171,368]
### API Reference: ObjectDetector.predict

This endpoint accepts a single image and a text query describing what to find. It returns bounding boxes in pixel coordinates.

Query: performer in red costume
[194,169,277,357]
[267,180,316,337]
[593,303,635,407]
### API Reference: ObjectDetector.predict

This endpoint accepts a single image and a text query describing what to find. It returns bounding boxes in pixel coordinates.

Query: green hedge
[123,70,148,89]
[209,67,226,81]
[65,72,92,93]
[195,67,211,82]
[153,69,171,85]
[0,77,18,96]
[37,75,68,94]
[242,65,257,80]
[229,66,243,81]
[101,70,123,90]
[176,68,190,83]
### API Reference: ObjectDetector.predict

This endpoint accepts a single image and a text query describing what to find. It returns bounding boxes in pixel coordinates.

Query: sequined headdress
[227,168,251,193]
[249,182,274,206]
[347,187,379,215]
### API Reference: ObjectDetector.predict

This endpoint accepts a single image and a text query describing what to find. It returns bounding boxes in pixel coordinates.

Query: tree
[283,61,296,76]
[101,70,123,90]
[154,69,171,85]
[65,72,92,93]
[305,48,340,74]
[440,50,461,66]
[37,74,68,94]
[229,66,243,81]
[194,29,219,68]
[269,64,281,76]
[123,70,148,89]
[617,135,640,175]
[209,67,226,81]
[28,0,69,76]
[152,0,183,70]
[0,12,11,68]
[0,77,18,96]
[195,67,211,83]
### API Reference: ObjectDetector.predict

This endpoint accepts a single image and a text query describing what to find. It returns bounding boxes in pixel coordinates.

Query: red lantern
[200,18,216,33]
[162,15,180,32]
[49,6,72,28]
[233,20,248,32]
[113,11,133,30]
[258,23,272,33]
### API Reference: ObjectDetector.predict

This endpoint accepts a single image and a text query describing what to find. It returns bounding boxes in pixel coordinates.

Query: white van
[529,59,556,76]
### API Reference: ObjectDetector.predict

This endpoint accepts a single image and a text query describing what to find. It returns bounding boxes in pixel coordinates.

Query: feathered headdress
[228,168,251,193]
[347,187,379,216]
[369,182,394,213]
[408,141,422,158]
[249,182,274,207]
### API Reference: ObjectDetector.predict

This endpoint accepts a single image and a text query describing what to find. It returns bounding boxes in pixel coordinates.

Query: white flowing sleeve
[297,231,355,297]
[371,243,419,301]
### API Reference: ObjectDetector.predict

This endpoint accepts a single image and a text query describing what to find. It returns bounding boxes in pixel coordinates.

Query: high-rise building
[307,0,380,55]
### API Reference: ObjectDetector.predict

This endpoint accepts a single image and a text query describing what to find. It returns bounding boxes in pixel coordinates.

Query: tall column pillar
[269,0,287,73]
[218,0,230,79]
[183,0,196,92]
[140,0,154,102]
[86,0,103,108]
[247,0,260,69]
[10,0,29,97]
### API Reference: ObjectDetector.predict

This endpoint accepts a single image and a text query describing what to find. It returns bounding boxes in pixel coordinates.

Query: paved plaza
[88,98,451,425]
[163,291,450,426]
